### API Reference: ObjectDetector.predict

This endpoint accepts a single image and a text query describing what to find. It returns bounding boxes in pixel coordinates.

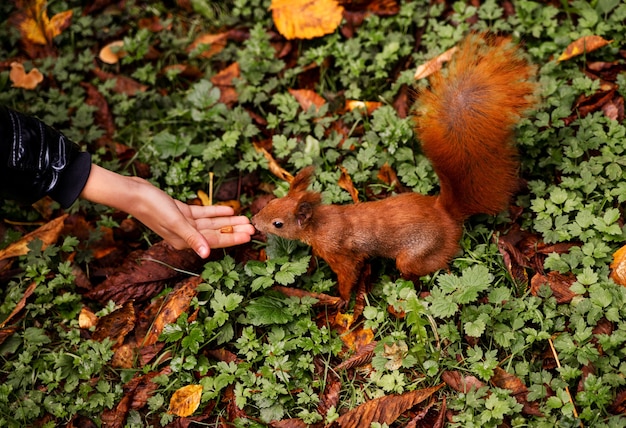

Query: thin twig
[548,336,583,427]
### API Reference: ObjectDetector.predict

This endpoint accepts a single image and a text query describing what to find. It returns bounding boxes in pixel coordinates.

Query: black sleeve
[0,106,92,208]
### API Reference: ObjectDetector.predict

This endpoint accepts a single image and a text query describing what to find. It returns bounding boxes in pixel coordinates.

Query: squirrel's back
[414,33,537,221]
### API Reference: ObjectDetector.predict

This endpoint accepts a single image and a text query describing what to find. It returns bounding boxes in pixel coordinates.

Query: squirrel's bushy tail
[413,33,537,221]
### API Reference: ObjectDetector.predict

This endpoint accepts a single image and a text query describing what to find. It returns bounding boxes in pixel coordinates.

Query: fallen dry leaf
[442,370,485,393]
[142,275,202,346]
[253,142,294,183]
[530,271,578,304]
[168,384,203,417]
[414,46,458,80]
[188,32,228,58]
[12,0,73,46]
[491,367,543,416]
[0,281,37,329]
[85,242,204,305]
[271,285,343,307]
[558,35,612,62]
[211,62,240,106]
[78,307,99,329]
[9,62,44,89]
[338,166,359,203]
[288,88,326,113]
[333,384,443,427]
[92,68,148,96]
[0,214,67,261]
[91,301,136,349]
[335,341,376,371]
[609,244,626,286]
[99,40,126,64]
[270,0,344,40]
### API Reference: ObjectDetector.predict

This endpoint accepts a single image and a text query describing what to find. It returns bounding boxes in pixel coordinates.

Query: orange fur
[252,33,537,301]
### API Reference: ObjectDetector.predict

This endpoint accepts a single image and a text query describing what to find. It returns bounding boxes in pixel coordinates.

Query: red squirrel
[252,33,537,301]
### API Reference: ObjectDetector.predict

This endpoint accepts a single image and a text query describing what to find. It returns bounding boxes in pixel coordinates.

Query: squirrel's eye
[273,221,284,229]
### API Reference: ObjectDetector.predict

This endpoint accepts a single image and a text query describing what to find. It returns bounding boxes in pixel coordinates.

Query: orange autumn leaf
[15,0,73,46]
[414,45,458,80]
[78,307,99,329]
[610,244,626,286]
[253,142,294,183]
[271,0,344,40]
[99,40,126,64]
[0,214,67,261]
[168,384,203,417]
[558,35,612,62]
[338,166,359,203]
[187,32,228,58]
[143,276,202,346]
[9,62,44,89]
[288,88,326,113]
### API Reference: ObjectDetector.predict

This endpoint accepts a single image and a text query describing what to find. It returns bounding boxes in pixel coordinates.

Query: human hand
[80,165,255,257]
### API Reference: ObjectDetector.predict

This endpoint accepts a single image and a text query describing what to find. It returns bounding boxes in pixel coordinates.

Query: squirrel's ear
[295,201,314,227]
[289,166,315,195]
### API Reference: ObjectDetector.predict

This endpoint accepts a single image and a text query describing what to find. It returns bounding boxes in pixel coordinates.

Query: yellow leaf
[558,35,613,62]
[610,245,626,287]
[0,214,67,261]
[270,0,344,40]
[414,46,458,79]
[15,0,72,46]
[9,62,44,90]
[168,384,203,417]
[46,9,73,40]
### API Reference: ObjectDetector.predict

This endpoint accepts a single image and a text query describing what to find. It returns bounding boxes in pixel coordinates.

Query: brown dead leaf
[0,214,67,261]
[168,384,203,417]
[0,326,19,347]
[442,370,485,393]
[272,285,343,307]
[0,281,37,329]
[270,0,344,40]
[558,35,612,62]
[253,142,294,182]
[111,343,135,369]
[78,306,98,329]
[91,301,136,349]
[85,242,204,305]
[530,271,578,304]
[143,275,202,346]
[318,371,342,416]
[188,32,228,58]
[92,67,148,96]
[335,340,376,371]
[288,88,326,113]
[9,62,44,89]
[211,62,240,106]
[414,46,458,80]
[338,166,359,203]
[333,384,443,427]
[610,244,626,286]
[99,40,126,64]
[491,367,543,416]
[269,419,308,428]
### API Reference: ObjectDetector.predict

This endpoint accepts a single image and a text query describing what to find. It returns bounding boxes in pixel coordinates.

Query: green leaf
[245,296,293,325]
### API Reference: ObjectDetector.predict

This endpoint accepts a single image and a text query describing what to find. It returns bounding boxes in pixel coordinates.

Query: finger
[203,231,254,249]
[173,222,211,258]
[194,216,252,230]
[198,223,256,236]
[185,204,236,219]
